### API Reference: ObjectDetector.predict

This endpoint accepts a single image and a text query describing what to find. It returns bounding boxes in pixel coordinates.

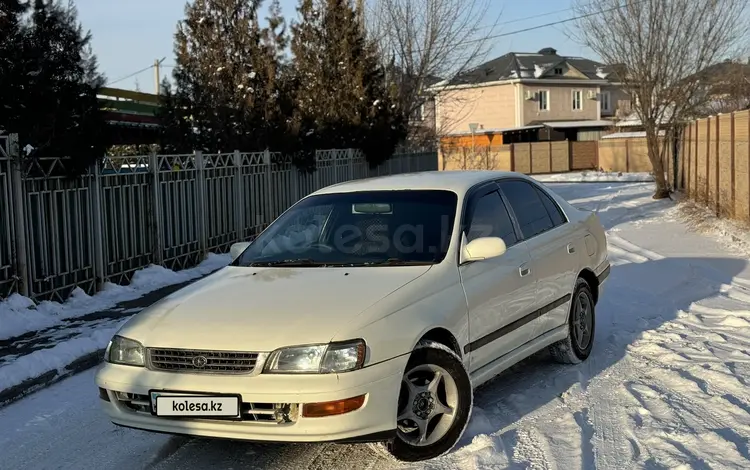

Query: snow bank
[533,171,654,183]
[0,321,126,393]
[0,253,231,341]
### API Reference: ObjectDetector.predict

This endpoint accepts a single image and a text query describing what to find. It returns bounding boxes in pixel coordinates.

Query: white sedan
[95,170,609,462]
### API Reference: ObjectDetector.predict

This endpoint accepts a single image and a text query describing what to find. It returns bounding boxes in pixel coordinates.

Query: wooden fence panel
[570,141,598,170]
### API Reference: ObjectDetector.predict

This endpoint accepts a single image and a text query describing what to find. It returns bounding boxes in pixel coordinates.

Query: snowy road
[3,181,750,470]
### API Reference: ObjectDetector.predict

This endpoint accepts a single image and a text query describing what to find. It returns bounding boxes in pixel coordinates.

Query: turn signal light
[302,394,366,418]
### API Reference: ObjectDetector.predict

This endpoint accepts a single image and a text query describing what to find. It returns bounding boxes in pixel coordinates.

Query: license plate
[151,392,240,418]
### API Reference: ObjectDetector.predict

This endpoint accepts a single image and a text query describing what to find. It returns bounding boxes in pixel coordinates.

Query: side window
[534,186,566,227]
[466,191,518,247]
[499,180,554,238]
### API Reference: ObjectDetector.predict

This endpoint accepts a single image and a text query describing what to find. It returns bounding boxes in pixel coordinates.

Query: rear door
[458,185,538,373]
[497,179,580,338]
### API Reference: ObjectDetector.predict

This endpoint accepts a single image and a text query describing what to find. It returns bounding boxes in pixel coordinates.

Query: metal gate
[0,136,17,298]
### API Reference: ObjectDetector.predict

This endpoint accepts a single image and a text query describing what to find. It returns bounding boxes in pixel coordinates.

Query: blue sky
[75,0,592,93]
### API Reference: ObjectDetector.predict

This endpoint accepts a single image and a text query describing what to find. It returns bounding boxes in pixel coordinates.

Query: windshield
[234,190,458,267]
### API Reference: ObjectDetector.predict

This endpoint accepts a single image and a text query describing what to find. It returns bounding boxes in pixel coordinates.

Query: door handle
[567,243,576,254]
[519,265,531,277]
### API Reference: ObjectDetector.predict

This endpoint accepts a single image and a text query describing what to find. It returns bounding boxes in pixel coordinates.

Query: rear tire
[377,341,472,462]
[549,278,596,364]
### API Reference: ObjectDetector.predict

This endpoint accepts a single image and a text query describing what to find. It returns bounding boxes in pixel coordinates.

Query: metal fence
[0,136,16,299]
[0,143,437,302]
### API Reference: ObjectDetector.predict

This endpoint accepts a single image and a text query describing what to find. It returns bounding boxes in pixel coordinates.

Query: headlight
[264,340,366,374]
[107,335,145,367]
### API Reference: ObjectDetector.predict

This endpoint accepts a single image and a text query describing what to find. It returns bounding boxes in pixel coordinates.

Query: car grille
[147,347,259,374]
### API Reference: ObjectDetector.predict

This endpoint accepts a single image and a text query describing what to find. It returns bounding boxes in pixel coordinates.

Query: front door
[458,187,538,373]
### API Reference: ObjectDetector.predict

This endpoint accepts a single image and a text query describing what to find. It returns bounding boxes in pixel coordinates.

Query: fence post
[347,148,355,180]
[548,140,554,173]
[8,134,29,297]
[682,122,693,197]
[730,113,736,217]
[625,139,630,173]
[568,140,573,172]
[263,149,274,226]
[91,161,105,289]
[715,116,720,215]
[233,150,245,242]
[314,150,321,191]
[194,151,207,257]
[149,153,164,265]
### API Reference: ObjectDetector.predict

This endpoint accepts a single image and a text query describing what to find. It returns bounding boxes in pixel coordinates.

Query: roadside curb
[0,349,104,407]
[0,266,226,410]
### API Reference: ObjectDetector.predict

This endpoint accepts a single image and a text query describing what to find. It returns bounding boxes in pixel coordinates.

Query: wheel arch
[577,268,599,304]
[416,327,462,357]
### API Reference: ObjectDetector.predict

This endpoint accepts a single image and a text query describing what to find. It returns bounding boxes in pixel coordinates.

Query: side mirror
[462,237,507,264]
[230,242,251,261]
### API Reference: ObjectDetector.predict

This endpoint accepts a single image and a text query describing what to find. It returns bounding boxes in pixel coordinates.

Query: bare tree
[572,0,748,199]
[367,0,499,144]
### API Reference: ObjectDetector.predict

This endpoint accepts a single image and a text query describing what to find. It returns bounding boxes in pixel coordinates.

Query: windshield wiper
[366,258,433,266]
[250,258,327,267]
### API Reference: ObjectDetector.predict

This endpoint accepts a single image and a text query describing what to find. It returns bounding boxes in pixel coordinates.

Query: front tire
[549,278,596,364]
[379,342,473,462]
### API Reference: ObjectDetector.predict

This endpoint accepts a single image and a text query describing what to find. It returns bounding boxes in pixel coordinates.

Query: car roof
[312,170,527,196]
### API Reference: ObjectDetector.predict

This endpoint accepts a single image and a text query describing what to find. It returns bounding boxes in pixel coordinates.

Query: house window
[554,67,563,75]
[411,103,425,121]
[600,91,611,112]
[538,90,549,111]
[572,90,583,111]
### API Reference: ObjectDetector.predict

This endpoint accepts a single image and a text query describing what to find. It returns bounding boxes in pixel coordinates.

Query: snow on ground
[3,181,750,469]
[533,171,654,183]
[0,253,231,341]
[0,318,126,392]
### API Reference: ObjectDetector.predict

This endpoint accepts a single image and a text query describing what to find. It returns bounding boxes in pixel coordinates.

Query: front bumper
[95,354,408,443]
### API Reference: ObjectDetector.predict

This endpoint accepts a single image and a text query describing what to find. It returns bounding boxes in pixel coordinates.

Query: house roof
[531,120,614,128]
[690,60,750,83]
[445,47,620,86]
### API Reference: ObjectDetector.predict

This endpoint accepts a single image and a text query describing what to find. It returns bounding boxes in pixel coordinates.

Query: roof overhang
[429,78,612,93]
[542,120,614,129]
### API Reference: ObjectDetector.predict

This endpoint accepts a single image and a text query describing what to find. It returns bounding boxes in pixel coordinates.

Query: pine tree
[166,0,289,153]
[259,0,295,154]
[156,79,195,154]
[0,0,30,138]
[290,0,406,166]
[1,0,109,176]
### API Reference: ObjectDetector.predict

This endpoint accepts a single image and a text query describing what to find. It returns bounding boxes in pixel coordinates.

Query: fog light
[274,403,299,423]
[98,387,110,402]
[302,395,366,418]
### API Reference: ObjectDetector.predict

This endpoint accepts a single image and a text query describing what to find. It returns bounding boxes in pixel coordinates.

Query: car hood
[117,265,432,351]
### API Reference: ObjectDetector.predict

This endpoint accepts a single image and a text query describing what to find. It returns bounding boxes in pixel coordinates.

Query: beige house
[431,47,631,138]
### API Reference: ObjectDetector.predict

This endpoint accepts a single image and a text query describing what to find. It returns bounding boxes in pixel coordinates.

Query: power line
[463,0,647,47]
[105,64,154,86]
[474,3,581,32]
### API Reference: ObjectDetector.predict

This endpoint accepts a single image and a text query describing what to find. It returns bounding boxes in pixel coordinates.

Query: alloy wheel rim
[396,363,459,447]
[573,291,593,350]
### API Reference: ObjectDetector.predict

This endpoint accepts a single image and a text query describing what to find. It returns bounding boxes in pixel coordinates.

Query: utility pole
[154,57,166,95]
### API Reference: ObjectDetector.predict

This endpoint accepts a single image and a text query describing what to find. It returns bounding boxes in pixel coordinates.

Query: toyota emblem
[192,355,208,368]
